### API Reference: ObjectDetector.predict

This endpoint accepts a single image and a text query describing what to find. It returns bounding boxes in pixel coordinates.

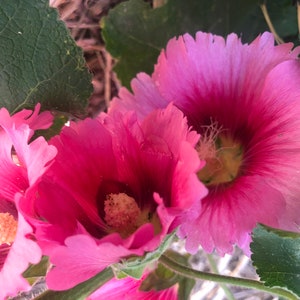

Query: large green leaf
[0,0,92,115]
[263,0,298,42]
[101,0,265,88]
[251,224,300,297]
[234,0,298,44]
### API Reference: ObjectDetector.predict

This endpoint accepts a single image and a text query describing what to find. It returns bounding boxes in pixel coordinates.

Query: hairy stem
[206,253,236,300]
[159,254,297,300]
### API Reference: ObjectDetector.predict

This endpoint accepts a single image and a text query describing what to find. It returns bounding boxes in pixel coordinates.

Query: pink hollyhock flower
[25,104,206,290]
[109,32,300,255]
[0,104,56,299]
[87,272,178,300]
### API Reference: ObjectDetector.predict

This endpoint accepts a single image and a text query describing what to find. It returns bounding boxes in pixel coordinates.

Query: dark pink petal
[29,104,204,288]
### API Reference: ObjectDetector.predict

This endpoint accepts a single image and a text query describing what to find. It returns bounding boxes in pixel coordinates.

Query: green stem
[35,267,114,300]
[206,254,236,300]
[159,254,297,300]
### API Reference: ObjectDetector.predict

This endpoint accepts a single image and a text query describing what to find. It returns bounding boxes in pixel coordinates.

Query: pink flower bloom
[0,105,56,299]
[109,32,300,255]
[27,104,206,290]
[87,272,178,300]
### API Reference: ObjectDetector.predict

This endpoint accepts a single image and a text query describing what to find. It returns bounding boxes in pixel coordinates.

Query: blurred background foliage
[102,0,300,88]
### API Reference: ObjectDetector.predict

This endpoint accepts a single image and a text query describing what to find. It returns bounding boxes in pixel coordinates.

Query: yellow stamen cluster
[197,122,243,186]
[104,192,163,238]
[0,212,18,245]
[105,193,141,229]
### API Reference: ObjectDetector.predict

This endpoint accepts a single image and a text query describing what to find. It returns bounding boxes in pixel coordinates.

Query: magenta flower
[87,271,178,300]
[110,32,300,255]
[0,104,56,299]
[27,104,206,290]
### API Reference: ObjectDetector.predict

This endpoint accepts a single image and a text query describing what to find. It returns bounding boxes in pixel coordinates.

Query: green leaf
[139,250,195,299]
[0,0,92,115]
[35,267,114,300]
[163,250,195,299]
[251,224,300,297]
[139,263,179,291]
[262,0,298,43]
[139,250,195,297]
[33,112,69,141]
[101,0,267,88]
[102,0,299,88]
[23,256,49,284]
[112,230,176,279]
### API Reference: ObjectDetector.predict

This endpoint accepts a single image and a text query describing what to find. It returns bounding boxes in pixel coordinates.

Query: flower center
[0,213,18,245]
[104,193,152,238]
[197,123,243,186]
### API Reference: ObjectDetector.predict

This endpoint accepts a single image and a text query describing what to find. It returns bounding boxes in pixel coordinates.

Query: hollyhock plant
[0,104,56,299]
[109,31,300,255]
[87,271,178,300]
[23,104,207,290]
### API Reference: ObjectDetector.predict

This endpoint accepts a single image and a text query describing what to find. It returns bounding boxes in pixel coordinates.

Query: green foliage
[0,0,92,115]
[102,0,299,89]
[251,224,300,298]
[112,231,176,279]
[33,112,69,141]
[140,262,179,291]
[264,0,298,41]
[35,268,114,300]
[140,261,196,298]
[23,256,49,279]
[102,0,257,87]
[166,250,195,300]
[140,250,195,299]
[139,250,195,300]
[23,256,49,285]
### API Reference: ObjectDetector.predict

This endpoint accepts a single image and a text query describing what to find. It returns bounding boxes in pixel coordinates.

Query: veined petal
[110,31,300,255]
[0,104,55,297]
[28,104,204,289]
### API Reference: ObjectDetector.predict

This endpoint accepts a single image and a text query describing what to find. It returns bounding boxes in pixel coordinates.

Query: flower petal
[0,213,42,299]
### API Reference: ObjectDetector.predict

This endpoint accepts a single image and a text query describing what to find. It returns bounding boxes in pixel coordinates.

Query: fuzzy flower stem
[159,254,297,300]
[35,268,114,300]
[206,254,236,300]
